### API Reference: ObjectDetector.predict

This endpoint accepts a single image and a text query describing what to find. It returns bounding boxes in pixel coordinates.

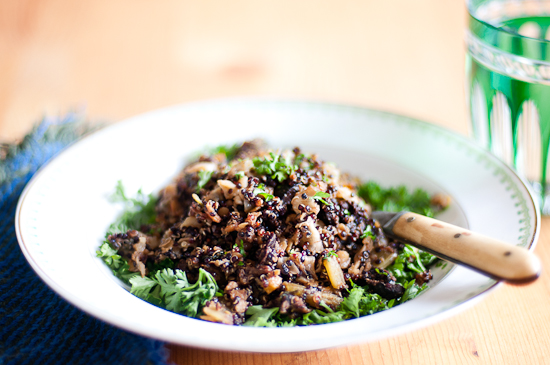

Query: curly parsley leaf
[129,268,219,318]
[297,309,345,325]
[243,306,279,327]
[357,181,439,217]
[340,285,393,318]
[386,244,433,285]
[96,241,120,267]
[97,181,158,281]
[340,286,365,318]
[96,242,139,283]
[357,292,393,315]
[128,276,158,299]
[398,280,426,304]
[107,180,157,234]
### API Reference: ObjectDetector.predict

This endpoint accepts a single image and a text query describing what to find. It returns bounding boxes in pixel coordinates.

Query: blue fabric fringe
[0,115,169,365]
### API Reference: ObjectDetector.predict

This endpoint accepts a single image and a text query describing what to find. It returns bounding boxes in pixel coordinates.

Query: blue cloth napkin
[0,115,169,365]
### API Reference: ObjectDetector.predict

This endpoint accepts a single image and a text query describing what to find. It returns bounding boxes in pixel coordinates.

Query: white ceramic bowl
[15,99,539,352]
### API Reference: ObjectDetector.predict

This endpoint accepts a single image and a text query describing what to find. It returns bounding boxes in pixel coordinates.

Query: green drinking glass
[466,0,550,213]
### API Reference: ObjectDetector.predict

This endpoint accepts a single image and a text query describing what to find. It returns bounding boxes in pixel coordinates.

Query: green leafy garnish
[243,306,279,327]
[294,153,306,166]
[196,170,214,192]
[234,240,246,257]
[358,181,439,217]
[129,268,218,318]
[243,280,415,327]
[210,143,239,161]
[340,284,394,318]
[397,280,425,304]
[312,191,332,206]
[340,285,364,318]
[234,171,245,180]
[252,152,295,183]
[243,242,435,326]
[323,250,338,260]
[298,309,345,325]
[360,225,376,240]
[107,180,157,234]
[97,181,158,283]
[386,244,433,285]
[253,183,274,201]
[96,242,140,283]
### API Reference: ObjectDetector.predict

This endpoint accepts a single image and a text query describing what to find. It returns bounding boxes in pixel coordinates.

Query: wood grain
[0,0,467,142]
[2,1,549,364]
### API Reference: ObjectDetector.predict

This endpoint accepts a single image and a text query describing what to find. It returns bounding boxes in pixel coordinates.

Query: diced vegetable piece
[323,256,347,289]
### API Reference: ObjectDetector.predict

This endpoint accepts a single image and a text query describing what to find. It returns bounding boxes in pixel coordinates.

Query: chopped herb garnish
[323,250,338,260]
[294,153,306,166]
[196,170,214,192]
[360,225,376,240]
[312,191,332,206]
[252,152,295,182]
[257,192,274,201]
[234,171,245,179]
[253,183,274,201]
[234,240,246,257]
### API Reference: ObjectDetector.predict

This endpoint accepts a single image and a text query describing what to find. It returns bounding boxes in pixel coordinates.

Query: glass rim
[467,0,550,45]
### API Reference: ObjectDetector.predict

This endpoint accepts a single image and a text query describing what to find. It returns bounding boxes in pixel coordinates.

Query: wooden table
[2,1,549,363]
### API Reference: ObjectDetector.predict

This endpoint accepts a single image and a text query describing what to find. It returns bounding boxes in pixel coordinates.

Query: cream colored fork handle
[391,212,541,284]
